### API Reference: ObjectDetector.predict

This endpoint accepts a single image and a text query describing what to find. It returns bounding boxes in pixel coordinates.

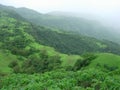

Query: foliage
[26,25,120,55]
[9,50,62,74]
[1,68,120,90]
[1,4,120,90]
[72,53,97,71]
[8,60,18,68]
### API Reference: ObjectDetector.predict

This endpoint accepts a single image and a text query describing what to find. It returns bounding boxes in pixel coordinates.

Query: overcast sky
[0,0,120,14]
[0,0,120,28]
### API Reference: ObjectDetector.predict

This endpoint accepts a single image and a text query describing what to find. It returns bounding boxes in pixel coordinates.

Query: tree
[73,53,97,71]
[8,60,18,68]
[8,60,21,73]
[21,51,62,74]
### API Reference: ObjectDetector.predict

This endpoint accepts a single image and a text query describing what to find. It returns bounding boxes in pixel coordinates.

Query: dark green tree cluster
[72,53,97,71]
[9,50,62,74]
[0,11,34,57]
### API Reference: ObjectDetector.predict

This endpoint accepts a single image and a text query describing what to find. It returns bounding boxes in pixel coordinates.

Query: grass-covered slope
[0,50,19,73]
[0,7,82,73]
[88,53,120,69]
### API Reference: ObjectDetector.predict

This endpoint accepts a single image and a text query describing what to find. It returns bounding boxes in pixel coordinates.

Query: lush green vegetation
[1,68,120,90]
[0,4,82,74]
[88,53,120,70]
[26,24,120,55]
[0,4,120,90]
[1,4,120,55]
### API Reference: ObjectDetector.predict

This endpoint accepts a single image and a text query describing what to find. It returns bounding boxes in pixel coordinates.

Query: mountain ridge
[12,7,120,44]
[0,4,120,90]
[0,4,120,55]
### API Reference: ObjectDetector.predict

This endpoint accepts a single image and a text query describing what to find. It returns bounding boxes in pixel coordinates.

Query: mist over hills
[11,6,120,44]
[47,11,120,28]
[0,4,120,55]
[0,3,120,90]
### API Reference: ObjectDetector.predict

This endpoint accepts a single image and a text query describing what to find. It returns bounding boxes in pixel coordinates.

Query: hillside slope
[14,7,120,44]
[0,4,120,90]
[88,53,120,70]
[2,4,119,44]
[26,24,120,55]
[0,5,82,73]
[0,4,120,55]
[0,4,120,73]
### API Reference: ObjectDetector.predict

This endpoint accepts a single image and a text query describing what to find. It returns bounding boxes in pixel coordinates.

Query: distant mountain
[0,4,26,21]
[16,7,43,20]
[47,11,99,20]
[1,4,120,44]
[13,8,120,44]
[47,11,120,28]
[0,4,120,55]
[1,4,120,90]
[26,25,120,55]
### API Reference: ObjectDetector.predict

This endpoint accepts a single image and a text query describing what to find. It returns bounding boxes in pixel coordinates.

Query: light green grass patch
[88,53,120,69]
[60,54,82,66]
[0,50,19,73]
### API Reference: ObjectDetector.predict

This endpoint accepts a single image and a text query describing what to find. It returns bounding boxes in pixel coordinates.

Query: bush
[104,64,118,71]
[72,53,97,71]
[13,65,21,73]
[1,68,120,90]
[21,52,62,74]
[8,60,18,68]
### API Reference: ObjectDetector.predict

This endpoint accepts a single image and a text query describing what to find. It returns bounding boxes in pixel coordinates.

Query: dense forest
[0,4,120,90]
[26,25,120,55]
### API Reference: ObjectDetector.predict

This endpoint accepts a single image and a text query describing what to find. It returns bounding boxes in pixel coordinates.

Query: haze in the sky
[0,0,120,28]
[0,0,120,13]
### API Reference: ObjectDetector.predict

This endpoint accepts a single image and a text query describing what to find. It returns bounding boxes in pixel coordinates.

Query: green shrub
[1,68,120,90]
[8,60,18,68]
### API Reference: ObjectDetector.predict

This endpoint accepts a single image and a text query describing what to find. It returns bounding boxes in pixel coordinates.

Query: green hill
[13,7,120,44]
[1,4,120,44]
[0,7,82,73]
[0,4,120,55]
[0,4,120,73]
[88,53,120,70]
[0,4,120,90]
[27,25,120,55]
